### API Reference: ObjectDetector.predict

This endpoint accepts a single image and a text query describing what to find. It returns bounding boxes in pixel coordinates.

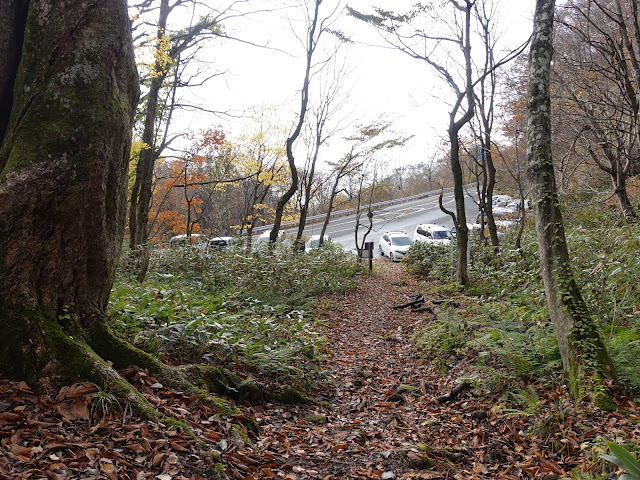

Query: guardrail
[252,185,457,233]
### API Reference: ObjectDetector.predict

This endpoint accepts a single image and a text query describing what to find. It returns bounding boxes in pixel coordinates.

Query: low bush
[110,242,362,382]
[403,241,451,278]
[411,205,640,395]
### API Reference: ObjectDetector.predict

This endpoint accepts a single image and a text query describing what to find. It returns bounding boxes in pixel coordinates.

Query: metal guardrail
[252,186,457,233]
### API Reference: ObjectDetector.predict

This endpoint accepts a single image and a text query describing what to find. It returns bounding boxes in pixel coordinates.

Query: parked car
[413,223,451,244]
[209,236,236,248]
[492,194,512,206]
[476,210,510,224]
[169,234,206,247]
[378,231,412,262]
[255,229,285,245]
[306,234,331,250]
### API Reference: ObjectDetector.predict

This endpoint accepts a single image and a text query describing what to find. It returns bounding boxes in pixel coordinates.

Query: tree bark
[319,171,343,246]
[526,0,615,402]
[0,0,140,391]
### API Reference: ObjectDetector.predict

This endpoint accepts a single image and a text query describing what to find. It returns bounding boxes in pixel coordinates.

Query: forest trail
[230,263,508,480]
[1,262,634,480]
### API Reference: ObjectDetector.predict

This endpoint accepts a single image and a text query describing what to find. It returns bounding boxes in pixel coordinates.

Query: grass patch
[109,242,362,385]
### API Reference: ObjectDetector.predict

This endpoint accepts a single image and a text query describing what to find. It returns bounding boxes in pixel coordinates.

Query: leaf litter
[1,263,638,479]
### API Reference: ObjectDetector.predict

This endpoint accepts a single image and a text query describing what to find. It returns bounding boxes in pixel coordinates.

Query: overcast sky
[170,0,536,169]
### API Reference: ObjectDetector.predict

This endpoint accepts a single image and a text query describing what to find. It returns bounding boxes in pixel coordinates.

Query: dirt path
[230,263,498,480]
[1,262,631,479]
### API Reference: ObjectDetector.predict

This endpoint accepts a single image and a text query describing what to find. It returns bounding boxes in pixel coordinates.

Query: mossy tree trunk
[526,0,616,402]
[0,0,147,395]
[0,4,258,431]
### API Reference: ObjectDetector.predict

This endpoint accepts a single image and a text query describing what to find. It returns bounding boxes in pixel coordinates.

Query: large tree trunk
[0,0,141,391]
[526,0,615,403]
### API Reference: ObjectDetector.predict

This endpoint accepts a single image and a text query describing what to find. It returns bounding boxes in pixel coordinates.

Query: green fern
[504,385,540,416]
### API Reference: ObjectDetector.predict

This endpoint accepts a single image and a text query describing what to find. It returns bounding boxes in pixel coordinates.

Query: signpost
[363,241,374,272]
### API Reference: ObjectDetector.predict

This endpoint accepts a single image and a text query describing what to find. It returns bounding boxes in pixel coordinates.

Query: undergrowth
[109,242,362,384]
[406,205,640,396]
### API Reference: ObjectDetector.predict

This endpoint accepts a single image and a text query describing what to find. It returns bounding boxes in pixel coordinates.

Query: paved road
[287,190,478,258]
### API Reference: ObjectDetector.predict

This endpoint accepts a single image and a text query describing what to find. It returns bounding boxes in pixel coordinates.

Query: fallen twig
[393,294,425,310]
[434,381,472,403]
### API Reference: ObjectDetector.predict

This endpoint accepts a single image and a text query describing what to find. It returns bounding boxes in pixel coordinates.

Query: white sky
[170,0,536,169]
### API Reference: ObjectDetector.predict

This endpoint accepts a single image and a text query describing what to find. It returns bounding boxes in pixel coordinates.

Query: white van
[169,234,206,247]
[413,224,451,244]
[255,229,284,244]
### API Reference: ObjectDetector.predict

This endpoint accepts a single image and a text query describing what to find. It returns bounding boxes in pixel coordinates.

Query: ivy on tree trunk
[526,0,616,404]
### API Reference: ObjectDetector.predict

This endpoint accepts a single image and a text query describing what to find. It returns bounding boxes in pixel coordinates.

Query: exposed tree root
[86,319,259,430]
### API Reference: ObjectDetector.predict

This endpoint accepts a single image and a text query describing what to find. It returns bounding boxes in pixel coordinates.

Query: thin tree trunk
[129,0,170,281]
[484,147,500,248]
[526,0,615,403]
[271,1,321,244]
[449,133,470,285]
[296,136,321,248]
[614,162,637,221]
[319,175,340,247]
[445,0,475,287]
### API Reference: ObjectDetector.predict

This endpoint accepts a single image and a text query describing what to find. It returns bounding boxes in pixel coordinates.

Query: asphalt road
[286,190,479,258]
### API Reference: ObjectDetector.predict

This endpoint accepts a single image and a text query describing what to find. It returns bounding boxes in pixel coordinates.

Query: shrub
[110,242,362,380]
[403,241,451,278]
[463,205,640,393]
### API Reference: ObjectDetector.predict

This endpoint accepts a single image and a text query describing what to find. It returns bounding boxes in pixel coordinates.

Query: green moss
[230,424,251,447]
[302,413,328,424]
[274,387,311,404]
[181,365,264,403]
[568,361,583,400]
[87,320,164,373]
[212,461,226,479]
[194,391,241,417]
[397,384,420,395]
[161,417,193,435]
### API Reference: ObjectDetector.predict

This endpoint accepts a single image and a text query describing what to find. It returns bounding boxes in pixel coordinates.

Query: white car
[378,231,412,262]
[255,229,284,244]
[306,234,331,249]
[413,224,451,244]
[169,234,206,247]
[209,236,236,248]
[492,194,512,206]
